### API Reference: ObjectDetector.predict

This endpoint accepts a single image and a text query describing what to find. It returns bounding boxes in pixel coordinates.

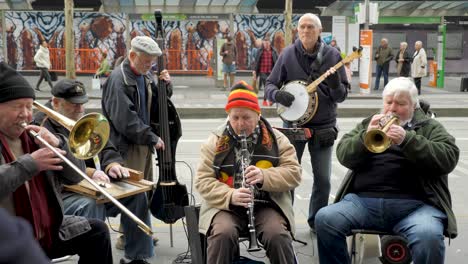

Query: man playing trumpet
[33,79,154,264]
[315,77,459,264]
[0,62,112,263]
[195,81,301,264]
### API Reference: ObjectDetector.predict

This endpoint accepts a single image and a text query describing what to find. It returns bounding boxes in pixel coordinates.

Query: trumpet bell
[364,129,392,153]
[363,114,399,154]
[69,113,110,159]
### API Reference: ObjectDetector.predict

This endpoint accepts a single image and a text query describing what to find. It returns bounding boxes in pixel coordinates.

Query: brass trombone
[364,114,399,153]
[23,101,153,236]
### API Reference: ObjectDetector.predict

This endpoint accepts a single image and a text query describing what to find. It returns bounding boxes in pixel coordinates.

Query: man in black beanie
[0,62,113,264]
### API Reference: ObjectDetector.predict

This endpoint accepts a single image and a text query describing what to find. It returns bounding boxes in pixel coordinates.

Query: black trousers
[48,219,113,264]
[36,67,53,89]
[414,77,422,95]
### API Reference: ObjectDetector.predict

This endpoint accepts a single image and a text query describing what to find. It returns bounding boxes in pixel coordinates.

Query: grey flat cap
[131,36,162,56]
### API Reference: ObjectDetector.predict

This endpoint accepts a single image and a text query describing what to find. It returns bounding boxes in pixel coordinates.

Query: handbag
[49,71,58,81]
[92,75,101,90]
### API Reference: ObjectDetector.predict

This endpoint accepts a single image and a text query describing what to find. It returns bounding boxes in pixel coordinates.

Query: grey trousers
[206,205,295,264]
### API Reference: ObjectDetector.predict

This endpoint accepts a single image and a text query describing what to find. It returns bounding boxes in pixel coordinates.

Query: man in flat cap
[0,62,113,263]
[101,36,173,262]
[33,78,154,264]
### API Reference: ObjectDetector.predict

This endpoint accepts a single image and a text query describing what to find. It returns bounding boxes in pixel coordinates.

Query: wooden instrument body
[64,169,155,204]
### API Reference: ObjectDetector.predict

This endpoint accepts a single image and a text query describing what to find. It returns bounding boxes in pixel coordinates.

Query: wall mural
[3,11,299,72]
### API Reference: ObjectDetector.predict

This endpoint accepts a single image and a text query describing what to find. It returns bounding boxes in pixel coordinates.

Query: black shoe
[120,258,149,264]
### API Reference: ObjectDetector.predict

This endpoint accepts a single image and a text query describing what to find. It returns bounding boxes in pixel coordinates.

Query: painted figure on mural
[272,31,285,55]
[6,23,17,69]
[20,28,35,70]
[186,21,220,71]
[167,28,183,71]
[235,31,248,70]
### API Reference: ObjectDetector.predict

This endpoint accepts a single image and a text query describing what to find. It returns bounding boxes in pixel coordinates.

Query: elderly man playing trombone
[315,77,459,264]
[0,62,113,263]
[33,78,154,264]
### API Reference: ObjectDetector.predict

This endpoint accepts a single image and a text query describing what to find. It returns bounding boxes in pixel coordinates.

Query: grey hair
[381,38,388,44]
[298,13,322,29]
[415,40,423,46]
[400,42,408,48]
[382,77,420,108]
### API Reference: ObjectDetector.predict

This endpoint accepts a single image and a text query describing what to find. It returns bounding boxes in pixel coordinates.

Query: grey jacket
[0,134,90,241]
[101,58,173,158]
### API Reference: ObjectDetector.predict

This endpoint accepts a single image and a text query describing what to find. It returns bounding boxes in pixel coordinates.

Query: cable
[172,218,192,263]
[176,160,197,206]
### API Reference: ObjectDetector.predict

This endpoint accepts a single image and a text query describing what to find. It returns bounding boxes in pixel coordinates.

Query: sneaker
[35,87,41,91]
[119,258,150,264]
[116,234,158,250]
[262,100,268,106]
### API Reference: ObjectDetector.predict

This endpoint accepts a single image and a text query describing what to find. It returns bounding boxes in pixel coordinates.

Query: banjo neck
[305,46,362,94]
[306,60,345,94]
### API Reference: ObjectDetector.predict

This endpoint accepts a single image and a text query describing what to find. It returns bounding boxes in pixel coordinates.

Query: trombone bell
[70,113,110,159]
[33,101,110,160]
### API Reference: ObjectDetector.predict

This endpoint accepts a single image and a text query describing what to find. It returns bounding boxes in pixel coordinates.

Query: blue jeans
[291,138,333,229]
[374,63,389,90]
[62,192,154,260]
[315,193,447,264]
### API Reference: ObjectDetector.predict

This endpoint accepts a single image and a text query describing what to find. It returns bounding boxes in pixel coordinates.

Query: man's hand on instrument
[25,125,60,147]
[386,125,406,145]
[366,114,385,132]
[108,164,130,179]
[323,67,337,77]
[31,147,65,172]
[275,90,295,107]
[159,69,171,83]
[154,137,165,150]
[231,187,252,208]
[244,165,264,185]
[92,170,110,183]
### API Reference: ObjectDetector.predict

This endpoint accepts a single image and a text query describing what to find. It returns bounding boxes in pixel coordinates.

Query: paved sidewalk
[27,73,468,117]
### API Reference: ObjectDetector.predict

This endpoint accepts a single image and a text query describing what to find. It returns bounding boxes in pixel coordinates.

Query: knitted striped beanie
[225,81,260,114]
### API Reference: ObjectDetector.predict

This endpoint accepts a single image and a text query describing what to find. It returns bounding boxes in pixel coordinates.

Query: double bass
[150,10,189,224]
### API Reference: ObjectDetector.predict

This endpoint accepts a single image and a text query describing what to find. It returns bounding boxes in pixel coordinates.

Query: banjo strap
[307,42,324,83]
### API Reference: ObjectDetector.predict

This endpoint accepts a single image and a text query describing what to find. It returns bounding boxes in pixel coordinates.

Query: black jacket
[101,58,173,158]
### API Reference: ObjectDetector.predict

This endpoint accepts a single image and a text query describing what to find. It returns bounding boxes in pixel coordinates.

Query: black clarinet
[240,130,261,252]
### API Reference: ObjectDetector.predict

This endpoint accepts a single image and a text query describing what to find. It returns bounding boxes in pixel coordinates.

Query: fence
[49,48,213,75]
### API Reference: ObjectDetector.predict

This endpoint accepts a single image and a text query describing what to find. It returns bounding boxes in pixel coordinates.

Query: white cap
[130,36,162,56]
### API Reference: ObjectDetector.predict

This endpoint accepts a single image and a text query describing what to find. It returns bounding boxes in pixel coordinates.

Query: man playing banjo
[265,13,349,232]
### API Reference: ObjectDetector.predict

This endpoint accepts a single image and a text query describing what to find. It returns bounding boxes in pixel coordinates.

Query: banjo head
[277,81,317,125]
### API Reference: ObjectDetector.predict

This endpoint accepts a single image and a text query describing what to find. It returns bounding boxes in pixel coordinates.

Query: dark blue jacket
[0,208,51,264]
[265,39,348,129]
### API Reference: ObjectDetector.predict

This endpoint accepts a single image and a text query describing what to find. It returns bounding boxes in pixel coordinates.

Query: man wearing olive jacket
[315,77,459,264]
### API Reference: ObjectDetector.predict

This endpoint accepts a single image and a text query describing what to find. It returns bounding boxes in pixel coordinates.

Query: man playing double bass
[196,81,301,264]
[33,79,154,264]
[265,13,349,232]
[102,36,172,262]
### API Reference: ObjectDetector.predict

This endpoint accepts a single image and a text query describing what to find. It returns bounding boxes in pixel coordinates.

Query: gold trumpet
[364,114,399,153]
[23,101,153,236]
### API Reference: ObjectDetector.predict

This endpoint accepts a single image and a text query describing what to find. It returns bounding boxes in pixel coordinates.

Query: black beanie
[0,62,36,103]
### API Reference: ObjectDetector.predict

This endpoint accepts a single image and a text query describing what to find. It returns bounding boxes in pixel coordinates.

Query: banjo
[277,46,362,125]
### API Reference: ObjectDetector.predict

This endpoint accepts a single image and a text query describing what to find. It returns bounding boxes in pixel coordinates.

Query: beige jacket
[411,48,427,78]
[195,123,301,235]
